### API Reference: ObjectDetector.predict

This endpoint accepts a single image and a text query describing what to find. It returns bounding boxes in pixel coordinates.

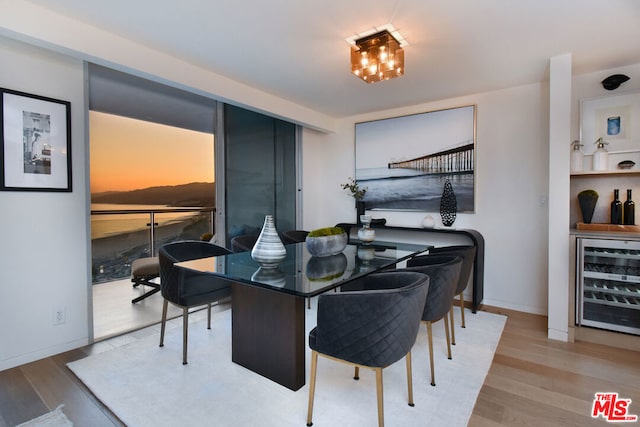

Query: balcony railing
[91,207,215,284]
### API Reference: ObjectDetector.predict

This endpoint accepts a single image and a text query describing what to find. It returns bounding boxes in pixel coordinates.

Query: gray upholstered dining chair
[404,254,462,386]
[427,245,476,343]
[230,234,259,253]
[158,240,232,365]
[306,271,430,427]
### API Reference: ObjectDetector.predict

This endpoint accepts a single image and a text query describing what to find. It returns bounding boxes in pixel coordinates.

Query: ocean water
[90,203,201,240]
[356,167,474,211]
[90,204,213,283]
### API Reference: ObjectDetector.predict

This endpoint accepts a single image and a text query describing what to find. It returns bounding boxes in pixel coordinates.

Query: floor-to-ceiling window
[90,111,215,283]
[88,64,217,283]
[88,64,218,339]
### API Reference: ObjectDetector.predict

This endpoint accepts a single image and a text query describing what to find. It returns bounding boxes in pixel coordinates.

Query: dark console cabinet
[336,223,485,312]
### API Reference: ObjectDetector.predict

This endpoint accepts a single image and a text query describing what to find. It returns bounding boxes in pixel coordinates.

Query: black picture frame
[1,88,72,192]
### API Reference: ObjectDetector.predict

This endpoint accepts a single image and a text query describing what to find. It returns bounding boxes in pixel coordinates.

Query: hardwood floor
[470,307,640,426]
[1,302,639,426]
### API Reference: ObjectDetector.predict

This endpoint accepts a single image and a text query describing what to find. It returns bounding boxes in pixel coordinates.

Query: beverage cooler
[576,238,640,335]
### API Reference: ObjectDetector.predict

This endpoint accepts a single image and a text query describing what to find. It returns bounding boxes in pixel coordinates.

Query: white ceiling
[26,0,640,118]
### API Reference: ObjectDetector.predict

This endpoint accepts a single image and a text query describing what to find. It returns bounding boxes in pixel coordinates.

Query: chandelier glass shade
[350,30,404,83]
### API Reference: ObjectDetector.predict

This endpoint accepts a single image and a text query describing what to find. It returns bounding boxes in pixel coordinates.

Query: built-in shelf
[576,222,640,233]
[571,169,640,177]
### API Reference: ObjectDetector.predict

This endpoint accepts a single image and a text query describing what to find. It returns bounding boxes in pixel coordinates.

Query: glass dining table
[176,240,431,391]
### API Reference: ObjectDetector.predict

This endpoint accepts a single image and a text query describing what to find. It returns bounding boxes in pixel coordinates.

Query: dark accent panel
[231,283,305,391]
[88,63,215,133]
[224,104,297,247]
[336,223,485,312]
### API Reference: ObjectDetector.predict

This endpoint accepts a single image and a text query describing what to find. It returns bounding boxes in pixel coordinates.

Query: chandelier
[349,29,405,83]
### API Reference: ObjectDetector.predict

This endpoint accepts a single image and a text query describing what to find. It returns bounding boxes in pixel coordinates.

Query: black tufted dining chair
[427,245,476,344]
[306,271,430,427]
[158,240,232,365]
[280,229,309,244]
[404,254,462,386]
[230,234,259,253]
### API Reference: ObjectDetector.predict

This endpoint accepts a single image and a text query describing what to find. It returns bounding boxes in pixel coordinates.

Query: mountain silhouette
[92,182,215,207]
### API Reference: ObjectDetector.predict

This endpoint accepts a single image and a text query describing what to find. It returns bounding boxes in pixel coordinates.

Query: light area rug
[16,405,73,427]
[68,302,506,427]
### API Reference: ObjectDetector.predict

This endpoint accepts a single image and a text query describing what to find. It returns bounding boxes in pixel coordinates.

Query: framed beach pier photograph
[355,104,476,212]
[1,88,72,192]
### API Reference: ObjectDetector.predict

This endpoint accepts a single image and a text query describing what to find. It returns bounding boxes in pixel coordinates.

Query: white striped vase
[251,215,287,268]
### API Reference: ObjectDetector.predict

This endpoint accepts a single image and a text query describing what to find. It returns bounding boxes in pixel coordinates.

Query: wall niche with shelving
[570,169,640,228]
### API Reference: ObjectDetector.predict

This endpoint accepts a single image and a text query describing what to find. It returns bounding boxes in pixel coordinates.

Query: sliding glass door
[223,105,297,247]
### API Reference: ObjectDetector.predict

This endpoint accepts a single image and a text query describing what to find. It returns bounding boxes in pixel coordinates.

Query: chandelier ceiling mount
[346,24,408,84]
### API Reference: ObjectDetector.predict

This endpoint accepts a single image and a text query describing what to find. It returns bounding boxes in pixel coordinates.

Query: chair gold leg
[426,322,435,386]
[444,314,452,360]
[354,366,360,380]
[207,303,212,329]
[159,299,168,347]
[182,307,189,365]
[459,293,466,328]
[306,351,318,426]
[449,307,456,345]
[405,351,415,407]
[375,367,384,427]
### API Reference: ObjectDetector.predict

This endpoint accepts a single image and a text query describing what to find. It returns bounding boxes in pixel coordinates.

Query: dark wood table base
[231,283,306,391]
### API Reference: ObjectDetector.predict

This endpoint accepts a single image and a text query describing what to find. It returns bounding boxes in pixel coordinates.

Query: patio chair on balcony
[131,256,161,304]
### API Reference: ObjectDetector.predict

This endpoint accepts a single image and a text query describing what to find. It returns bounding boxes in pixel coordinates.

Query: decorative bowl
[618,160,635,169]
[305,232,348,257]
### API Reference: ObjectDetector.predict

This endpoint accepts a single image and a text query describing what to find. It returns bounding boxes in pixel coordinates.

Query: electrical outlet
[53,307,66,325]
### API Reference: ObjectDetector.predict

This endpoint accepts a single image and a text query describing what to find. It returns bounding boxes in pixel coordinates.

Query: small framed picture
[580,90,640,154]
[1,88,72,192]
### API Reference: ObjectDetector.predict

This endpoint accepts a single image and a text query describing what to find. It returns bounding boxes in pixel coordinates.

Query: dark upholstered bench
[131,256,160,304]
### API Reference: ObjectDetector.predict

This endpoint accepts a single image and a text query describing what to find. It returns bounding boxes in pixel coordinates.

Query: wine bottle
[623,189,635,225]
[611,189,622,224]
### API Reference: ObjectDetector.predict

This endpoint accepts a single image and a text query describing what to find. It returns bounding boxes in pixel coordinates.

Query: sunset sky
[90,111,214,193]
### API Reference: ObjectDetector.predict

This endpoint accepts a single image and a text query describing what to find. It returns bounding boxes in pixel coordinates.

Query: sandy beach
[91,216,211,283]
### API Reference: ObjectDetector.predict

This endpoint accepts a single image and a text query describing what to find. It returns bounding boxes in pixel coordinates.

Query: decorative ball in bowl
[305,227,348,257]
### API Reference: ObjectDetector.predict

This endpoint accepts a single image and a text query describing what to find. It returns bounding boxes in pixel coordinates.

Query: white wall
[303,83,551,315]
[0,37,90,370]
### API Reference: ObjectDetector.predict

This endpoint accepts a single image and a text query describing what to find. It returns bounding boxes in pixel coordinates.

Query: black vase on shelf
[624,189,635,225]
[440,179,457,227]
[611,189,622,225]
[577,189,598,224]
